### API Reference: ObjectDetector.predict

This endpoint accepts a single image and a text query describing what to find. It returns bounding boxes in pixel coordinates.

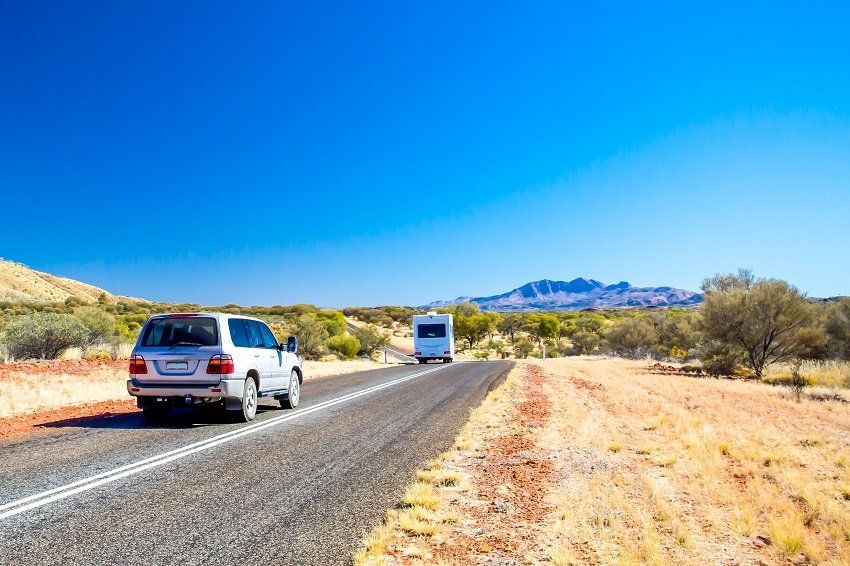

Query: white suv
[127,313,303,422]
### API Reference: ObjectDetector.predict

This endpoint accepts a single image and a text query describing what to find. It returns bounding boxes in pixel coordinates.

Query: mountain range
[425,278,703,311]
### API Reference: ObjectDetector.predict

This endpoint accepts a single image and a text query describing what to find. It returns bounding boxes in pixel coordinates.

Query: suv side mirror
[286,336,298,353]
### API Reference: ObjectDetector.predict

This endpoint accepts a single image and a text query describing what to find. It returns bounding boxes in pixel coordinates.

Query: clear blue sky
[2,2,849,306]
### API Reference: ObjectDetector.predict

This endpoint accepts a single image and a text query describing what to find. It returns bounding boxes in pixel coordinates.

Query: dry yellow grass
[0,366,127,418]
[358,357,850,564]
[0,258,118,302]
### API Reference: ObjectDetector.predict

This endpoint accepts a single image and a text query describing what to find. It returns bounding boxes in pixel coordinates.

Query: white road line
[0,363,459,521]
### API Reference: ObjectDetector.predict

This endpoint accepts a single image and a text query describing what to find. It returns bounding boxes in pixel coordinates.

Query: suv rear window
[417,323,447,338]
[141,317,218,347]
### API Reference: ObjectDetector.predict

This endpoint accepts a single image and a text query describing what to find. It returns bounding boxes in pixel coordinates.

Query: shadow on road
[35,403,287,432]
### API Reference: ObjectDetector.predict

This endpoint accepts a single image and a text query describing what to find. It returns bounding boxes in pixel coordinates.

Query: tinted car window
[258,323,278,349]
[417,323,447,338]
[228,319,251,347]
[141,317,218,347]
[246,321,264,348]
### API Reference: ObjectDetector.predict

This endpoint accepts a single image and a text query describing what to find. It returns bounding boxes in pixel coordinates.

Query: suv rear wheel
[279,370,300,409]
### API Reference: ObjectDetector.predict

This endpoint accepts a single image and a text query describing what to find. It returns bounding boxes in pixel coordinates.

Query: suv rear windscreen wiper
[168,341,203,349]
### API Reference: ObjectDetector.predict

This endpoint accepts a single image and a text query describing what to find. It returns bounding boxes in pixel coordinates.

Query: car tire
[418,358,426,364]
[239,378,258,422]
[143,406,169,422]
[279,370,300,410]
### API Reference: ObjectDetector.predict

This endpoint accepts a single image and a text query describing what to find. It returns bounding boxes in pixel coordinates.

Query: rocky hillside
[0,259,117,302]
[427,278,702,311]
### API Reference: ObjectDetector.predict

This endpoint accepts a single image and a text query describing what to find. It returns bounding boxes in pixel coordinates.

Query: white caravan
[413,312,454,364]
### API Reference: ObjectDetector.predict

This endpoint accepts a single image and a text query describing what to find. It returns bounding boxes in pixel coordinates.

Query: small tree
[455,314,489,351]
[327,334,361,359]
[498,314,523,344]
[1,313,89,359]
[290,314,329,360]
[605,317,658,358]
[700,270,817,378]
[353,324,391,358]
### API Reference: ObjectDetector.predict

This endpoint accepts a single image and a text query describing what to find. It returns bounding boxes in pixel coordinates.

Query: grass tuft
[403,482,440,510]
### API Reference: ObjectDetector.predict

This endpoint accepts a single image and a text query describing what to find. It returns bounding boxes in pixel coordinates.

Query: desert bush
[316,310,347,337]
[487,339,506,358]
[571,330,601,354]
[604,317,658,358]
[74,306,116,346]
[327,334,361,359]
[825,298,850,360]
[696,339,743,376]
[473,350,490,360]
[513,338,534,359]
[353,324,391,358]
[1,312,89,359]
[700,270,820,378]
[657,312,700,357]
[290,314,329,360]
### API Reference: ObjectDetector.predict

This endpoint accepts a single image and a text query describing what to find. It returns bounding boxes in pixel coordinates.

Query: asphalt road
[0,360,511,565]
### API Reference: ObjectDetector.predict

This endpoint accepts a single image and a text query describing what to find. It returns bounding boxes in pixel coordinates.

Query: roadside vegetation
[0,296,395,363]
[356,358,850,564]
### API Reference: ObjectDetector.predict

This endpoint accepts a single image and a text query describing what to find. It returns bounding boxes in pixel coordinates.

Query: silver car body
[127,312,302,410]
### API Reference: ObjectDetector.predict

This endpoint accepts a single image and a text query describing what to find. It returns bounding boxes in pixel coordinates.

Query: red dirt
[428,364,555,561]
[0,399,137,439]
[0,359,125,379]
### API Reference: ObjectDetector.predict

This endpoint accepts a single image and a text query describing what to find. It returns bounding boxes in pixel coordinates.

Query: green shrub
[328,334,361,359]
[697,339,742,376]
[513,338,534,359]
[571,330,601,354]
[290,314,329,360]
[317,311,347,337]
[604,318,659,358]
[473,350,490,360]
[74,306,116,346]
[353,324,391,358]
[1,313,89,359]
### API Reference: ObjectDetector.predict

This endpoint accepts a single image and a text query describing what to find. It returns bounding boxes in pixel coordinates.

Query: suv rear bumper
[127,377,246,399]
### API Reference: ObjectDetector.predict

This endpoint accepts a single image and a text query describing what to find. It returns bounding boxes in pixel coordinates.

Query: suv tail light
[129,355,147,375]
[207,354,235,374]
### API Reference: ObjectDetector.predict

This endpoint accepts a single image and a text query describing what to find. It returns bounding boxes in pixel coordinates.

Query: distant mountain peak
[425,277,701,311]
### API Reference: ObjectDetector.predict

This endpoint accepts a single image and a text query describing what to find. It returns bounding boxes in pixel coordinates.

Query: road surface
[0,360,511,565]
